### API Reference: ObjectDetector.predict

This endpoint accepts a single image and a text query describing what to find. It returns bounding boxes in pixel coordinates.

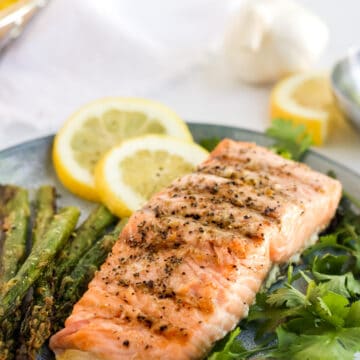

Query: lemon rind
[53,98,192,201]
[95,135,209,217]
[270,72,331,146]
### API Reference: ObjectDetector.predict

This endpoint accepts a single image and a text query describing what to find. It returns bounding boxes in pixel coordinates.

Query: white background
[0,0,359,172]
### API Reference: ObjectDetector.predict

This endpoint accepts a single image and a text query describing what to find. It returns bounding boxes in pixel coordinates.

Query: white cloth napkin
[0,0,232,149]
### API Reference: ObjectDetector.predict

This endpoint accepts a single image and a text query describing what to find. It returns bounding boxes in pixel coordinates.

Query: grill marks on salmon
[51,212,270,359]
[50,140,342,360]
[199,141,342,262]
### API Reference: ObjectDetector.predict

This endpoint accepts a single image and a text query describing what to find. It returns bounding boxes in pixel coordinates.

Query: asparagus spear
[17,272,55,359]
[55,205,116,286]
[18,204,116,357]
[0,186,30,289]
[0,186,30,359]
[0,206,80,321]
[17,186,56,359]
[31,185,56,247]
[0,185,19,215]
[57,218,128,325]
[0,308,22,359]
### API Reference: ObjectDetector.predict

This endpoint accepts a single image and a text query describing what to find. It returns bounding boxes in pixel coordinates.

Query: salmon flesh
[50,140,342,360]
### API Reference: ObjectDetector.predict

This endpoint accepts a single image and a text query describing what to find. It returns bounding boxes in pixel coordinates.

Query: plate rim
[0,122,359,179]
[0,121,358,359]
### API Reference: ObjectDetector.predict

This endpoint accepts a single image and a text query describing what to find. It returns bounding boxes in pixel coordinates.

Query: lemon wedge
[53,98,192,201]
[95,135,209,217]
[270,72,342,145]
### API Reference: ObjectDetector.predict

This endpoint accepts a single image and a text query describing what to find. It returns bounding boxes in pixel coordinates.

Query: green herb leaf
[248,295,306,337]
[270,326,360,360]
[266,284,309,308]
[208,327,245,360]
[312,254,351,275]
[199,137,221,152]
[303,234,340,259]
[313,291,349,328]
[266,119,313,160]
[315,271,360,298]
[345,301,360,327]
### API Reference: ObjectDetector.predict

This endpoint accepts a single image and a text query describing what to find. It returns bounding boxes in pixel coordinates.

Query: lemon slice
[53,98,192,201]
[95,135,209,217]
[0,0,18,10]
[270,72,342,145]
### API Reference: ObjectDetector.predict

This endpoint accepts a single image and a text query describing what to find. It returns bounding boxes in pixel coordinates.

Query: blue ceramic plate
[0,123,359,359]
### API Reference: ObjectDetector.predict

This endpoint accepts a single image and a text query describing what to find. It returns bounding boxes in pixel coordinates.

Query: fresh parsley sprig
[199,137,221,152]
[210,259,360,359]
[266,119,313,160]
[199,119,313,160]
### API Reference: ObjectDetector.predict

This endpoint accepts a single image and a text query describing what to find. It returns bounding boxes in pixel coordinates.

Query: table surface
[0,0,359,174]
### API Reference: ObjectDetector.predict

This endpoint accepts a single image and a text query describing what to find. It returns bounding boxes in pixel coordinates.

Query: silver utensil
[331,49,360,131]
[0,0,47,54]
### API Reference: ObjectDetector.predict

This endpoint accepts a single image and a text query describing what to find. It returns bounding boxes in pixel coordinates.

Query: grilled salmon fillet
[50,140,342,360]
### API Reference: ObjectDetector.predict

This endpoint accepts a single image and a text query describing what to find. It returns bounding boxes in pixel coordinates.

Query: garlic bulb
[223,0,329,84]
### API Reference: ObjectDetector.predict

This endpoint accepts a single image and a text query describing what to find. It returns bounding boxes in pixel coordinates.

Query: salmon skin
[50,140,342,360]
